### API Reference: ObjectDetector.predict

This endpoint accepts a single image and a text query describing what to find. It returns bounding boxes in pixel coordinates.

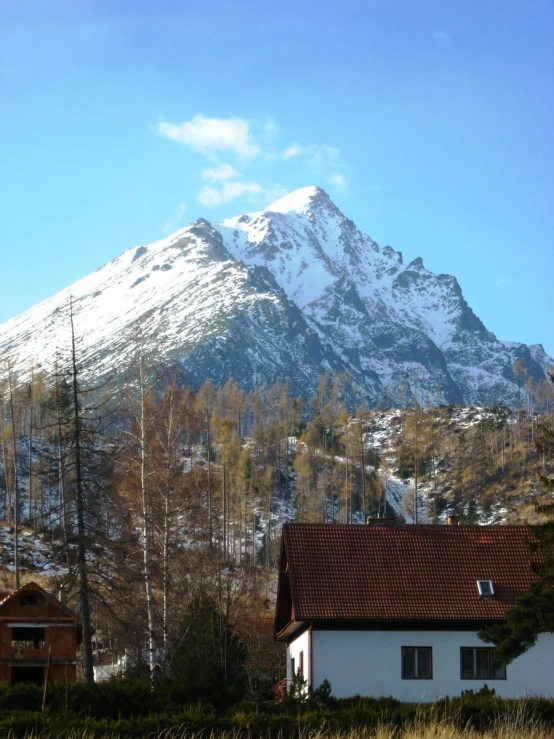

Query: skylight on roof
[477,580,495,599]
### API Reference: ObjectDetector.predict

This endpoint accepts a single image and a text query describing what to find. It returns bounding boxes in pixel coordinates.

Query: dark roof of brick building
[274,523,537,639]
[0,582,83,641]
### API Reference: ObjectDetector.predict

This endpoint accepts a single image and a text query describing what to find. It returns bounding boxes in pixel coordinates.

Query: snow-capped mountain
[0,186,551,405]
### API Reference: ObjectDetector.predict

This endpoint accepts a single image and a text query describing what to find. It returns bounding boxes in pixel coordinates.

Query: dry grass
[299,723,554,739]
[8,720,554,739]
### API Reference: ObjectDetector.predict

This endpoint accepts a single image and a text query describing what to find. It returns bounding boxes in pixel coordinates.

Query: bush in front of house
[47,677,166,719]
[0,679,553,736]
[0,681,42,712]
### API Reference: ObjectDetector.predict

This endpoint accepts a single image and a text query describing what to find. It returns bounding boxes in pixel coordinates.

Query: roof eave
[275,619,308,642]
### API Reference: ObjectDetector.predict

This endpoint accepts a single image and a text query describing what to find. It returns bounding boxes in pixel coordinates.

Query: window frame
[477,580,495,599]
[20,593,39,607]
[460,647,506,680]
[401,646,433,680]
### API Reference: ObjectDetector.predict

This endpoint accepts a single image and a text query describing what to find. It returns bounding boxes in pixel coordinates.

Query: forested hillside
[0,359,553,695]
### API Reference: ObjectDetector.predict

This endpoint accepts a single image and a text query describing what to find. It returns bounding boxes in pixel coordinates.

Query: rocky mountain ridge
[0,186,551,406]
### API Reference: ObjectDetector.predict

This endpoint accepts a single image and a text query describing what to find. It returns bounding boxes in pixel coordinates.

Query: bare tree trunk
[8,361,20,588]
[0,400,12,524]
[207,419,212,550]
[162,393,175,668]
[57,427,69,566]
[252,511,256,567]
[138,360,157,686]
[359,419,366,518]
[28,394,34,530]
[222,462,227,558]
[69,303,94,684]
[413,413,420,525]
[266,492,271,569]
[162,494,170,667]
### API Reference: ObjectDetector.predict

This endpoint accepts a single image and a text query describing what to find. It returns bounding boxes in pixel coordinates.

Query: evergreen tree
[169,594,246,703]
[479,374,554,662]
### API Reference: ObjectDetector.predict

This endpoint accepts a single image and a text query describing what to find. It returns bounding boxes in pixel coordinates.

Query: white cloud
[282,142,342,168]
[433,30,448,43]
[155,113,352,212]
[328,173,347,190]
[283,143,302,159]
[158,115,258,157]
[201,163,239,183]
[282,141,349,188]
[163,201,187,233]
[198,181,265,207]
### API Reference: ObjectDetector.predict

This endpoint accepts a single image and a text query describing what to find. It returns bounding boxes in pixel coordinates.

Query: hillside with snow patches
[0,403,540,584]
[0,186,551,406]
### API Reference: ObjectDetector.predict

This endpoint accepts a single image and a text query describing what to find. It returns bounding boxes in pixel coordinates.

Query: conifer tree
[479,373,554,662]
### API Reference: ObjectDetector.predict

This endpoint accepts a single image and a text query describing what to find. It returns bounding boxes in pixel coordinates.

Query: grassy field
[5,722,554,739]
[1,684,553,739]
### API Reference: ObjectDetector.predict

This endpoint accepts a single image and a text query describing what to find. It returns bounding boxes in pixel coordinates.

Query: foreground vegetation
[1,724,554,739]
[0,682,553,738]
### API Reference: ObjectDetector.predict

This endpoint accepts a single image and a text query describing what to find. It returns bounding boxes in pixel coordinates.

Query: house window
[20,593,38,607]
[477,580,495,599]
[291,657,295,677]
[11,627,46,655]
[460,648,506,679]
[401,647,432,679]
[298,650,304,678]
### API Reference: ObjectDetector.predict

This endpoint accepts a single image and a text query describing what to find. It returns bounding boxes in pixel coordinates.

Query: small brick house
[0,582,81,686]
[274,522,554,701]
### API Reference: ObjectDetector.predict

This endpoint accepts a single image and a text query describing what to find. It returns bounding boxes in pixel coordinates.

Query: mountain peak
[264,185,329,215]
[1,183,551,410]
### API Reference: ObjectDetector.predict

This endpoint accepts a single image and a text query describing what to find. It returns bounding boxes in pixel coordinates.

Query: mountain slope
[0,186,551,405]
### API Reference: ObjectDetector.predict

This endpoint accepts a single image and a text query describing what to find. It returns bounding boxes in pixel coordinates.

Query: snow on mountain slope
[0,187,551,405]
[0,221,283,378]
[218,187,552,404]
[221,189,474,350]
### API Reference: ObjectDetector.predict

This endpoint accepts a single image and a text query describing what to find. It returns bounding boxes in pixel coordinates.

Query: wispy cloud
[163,201,187,233]
[282,142,341,166]
[433,30,448,44]
[158,115,259,157]
[283,143,303,159]
[282,141,350,188]
[198,181,265,207]
[328,173,347,190]
[198,162,269,206]
[201,163,239,183]
[493,276,511,288]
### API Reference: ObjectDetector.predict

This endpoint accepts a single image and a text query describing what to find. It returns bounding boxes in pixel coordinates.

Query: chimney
[59,584,66,606]
[366,516,395,526]
[446,515,460,526]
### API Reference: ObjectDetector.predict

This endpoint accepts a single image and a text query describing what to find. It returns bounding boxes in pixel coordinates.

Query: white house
[274,522,554,701]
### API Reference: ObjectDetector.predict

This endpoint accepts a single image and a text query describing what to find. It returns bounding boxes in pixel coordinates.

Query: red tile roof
[275,523,538,636]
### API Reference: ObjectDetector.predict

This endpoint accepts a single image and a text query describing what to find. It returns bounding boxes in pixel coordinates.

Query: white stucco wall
[288,629,310,684]
[288,629,554,702]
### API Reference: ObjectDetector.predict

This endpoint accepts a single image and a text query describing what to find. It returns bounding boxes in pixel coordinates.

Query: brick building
[0,582,81,686]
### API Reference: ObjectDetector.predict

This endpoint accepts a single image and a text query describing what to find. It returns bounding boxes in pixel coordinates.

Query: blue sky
[2,0,553,358]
